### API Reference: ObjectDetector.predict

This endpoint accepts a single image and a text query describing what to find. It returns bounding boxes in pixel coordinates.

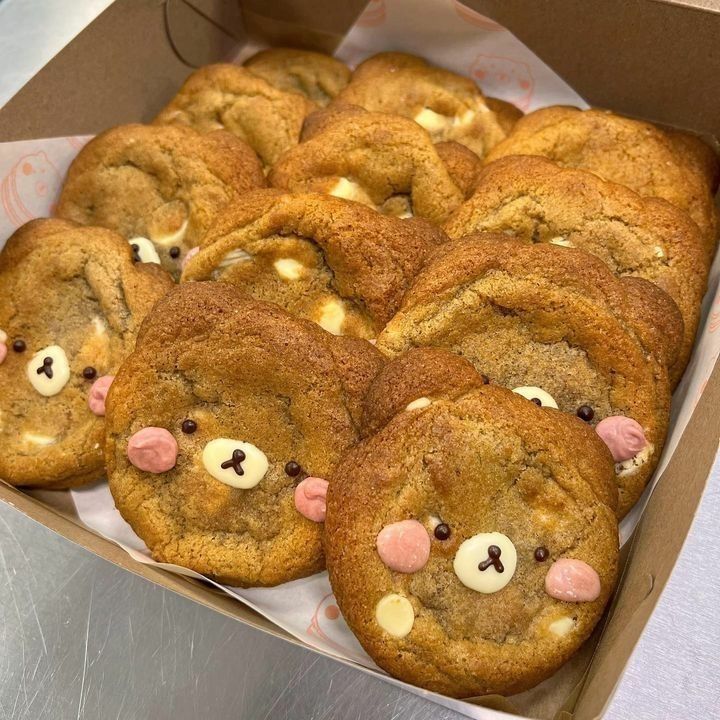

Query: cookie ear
[435,141,483,198]
[361,347,487,436]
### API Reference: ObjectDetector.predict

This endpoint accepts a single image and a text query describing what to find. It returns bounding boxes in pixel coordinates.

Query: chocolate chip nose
[36,356,54,379]
[220,448,246,476]
[478,544,504,573]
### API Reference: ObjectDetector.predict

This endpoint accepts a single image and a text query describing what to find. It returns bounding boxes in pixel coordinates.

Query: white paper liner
[1,1,718,717]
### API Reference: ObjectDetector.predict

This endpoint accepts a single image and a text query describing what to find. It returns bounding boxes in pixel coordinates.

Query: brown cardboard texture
[0,1,719,717]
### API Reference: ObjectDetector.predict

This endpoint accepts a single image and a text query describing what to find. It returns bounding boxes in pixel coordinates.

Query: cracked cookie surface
[485,106,719,255]
[336,52,507,158]
[105,282,384,586]
[0,219,173,488]
[377,236,676,517]
[182,189,446,338]
[155,63,318,166]
[270,108,466,224]
[326,350,618,697]
[244,48,350,106]
[56,123,265,277]
[444,155,707,381]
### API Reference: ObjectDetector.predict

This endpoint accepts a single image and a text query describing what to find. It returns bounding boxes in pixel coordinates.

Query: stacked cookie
[0,47,716,698]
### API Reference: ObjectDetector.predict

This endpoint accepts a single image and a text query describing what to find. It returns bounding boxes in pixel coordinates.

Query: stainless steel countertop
[2,2,720,718]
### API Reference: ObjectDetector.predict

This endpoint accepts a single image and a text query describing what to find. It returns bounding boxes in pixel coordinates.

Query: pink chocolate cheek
[181,246,200,271]
[545,558,601,602]
[294,477,329,522]
[0,343,6,364]
[127,427,178,473]
[88,375,115,416]
[595,416,647,462]
[376,519,431,573]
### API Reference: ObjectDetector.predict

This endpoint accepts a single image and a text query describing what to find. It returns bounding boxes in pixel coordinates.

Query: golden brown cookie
[326,351,618,697]
[244,48,350,106]
[105,282,384,587]
[377,236,676,517]
[485,106,719,255]
[444,155,707,382]
[434,141,484,198]
[182,189,446,339]
[336,52,507,158]
[0,219,172,489]
[154,63,317,167]
[56,123,265,277]
[269,108,466,224]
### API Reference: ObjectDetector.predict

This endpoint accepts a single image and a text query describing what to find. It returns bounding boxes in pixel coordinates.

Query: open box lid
[1,2,719,719]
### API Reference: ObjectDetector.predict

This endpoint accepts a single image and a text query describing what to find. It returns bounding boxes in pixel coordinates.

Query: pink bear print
[469,54,534,111]
[306,592,347,654]
[1,152,62,227]
[452,1,502,31]
[356,0,386,27]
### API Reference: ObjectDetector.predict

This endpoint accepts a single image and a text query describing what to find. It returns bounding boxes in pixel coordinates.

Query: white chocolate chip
[274,258,305,281]
[653,245,666,259]
[453,532,517,594]
[414,107,452,132]
[26,345,71,397]
[214,248,252,278]
[151,218,188,247]
[129,237,161,264]
[615,443,655,477]
[512,386,559,409]
[92,316,106,336]
[318,300,345,335]
[454,109,476,127]
[0,329,6,343]
[405,397,432,411]
[549,616,575,637]
[398,210,414,219]
[329,177,373,205]
[550,237,574,248]
[201,438,269,489]
[22,432,56,447]
[375,594,414,638]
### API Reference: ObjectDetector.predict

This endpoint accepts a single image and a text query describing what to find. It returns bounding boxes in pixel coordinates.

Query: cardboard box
[1,1,719,717]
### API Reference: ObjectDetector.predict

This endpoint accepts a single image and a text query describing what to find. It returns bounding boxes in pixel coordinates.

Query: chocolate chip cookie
[444,155,707,381]
[0,219,172,489]
[326,349,619,697]
[377,236,677,517]
[56,123,265,277]
[244,48,350,106]
[336,52,507,158]
[269,107,466,224]
[484,106,719,255]
[182,189,446,338]
[155,63,318,167]
[105,282,384,586]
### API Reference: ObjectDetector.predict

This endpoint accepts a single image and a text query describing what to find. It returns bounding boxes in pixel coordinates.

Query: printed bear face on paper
[1,152,62,227]
[469,54,534,110]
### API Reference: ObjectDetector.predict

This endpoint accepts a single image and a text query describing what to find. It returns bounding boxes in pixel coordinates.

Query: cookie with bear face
[326,350,619,697]
[181,189,446,339]
[0,219,173,488]
[336,52,507,158]
[155,64,318,167]
[244,48,351,107]
[56,123,265,278]
[484,107,719,256]
[269,107,466,224]
[444,155,707,382]
[105,283,384,587]
[377,236,679,517]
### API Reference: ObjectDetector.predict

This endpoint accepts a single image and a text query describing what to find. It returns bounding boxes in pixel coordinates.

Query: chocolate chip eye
[434,522,451,540]
[169,246,181,259]
[82,366,97,380]
[12,339,26,353]
[131,243,141,263]
[530,397,542,406]
[181,419,197,434]
[284,461,302,477]
[481,374,490,385]
[576,405,594,422]
[534,546,549,562]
